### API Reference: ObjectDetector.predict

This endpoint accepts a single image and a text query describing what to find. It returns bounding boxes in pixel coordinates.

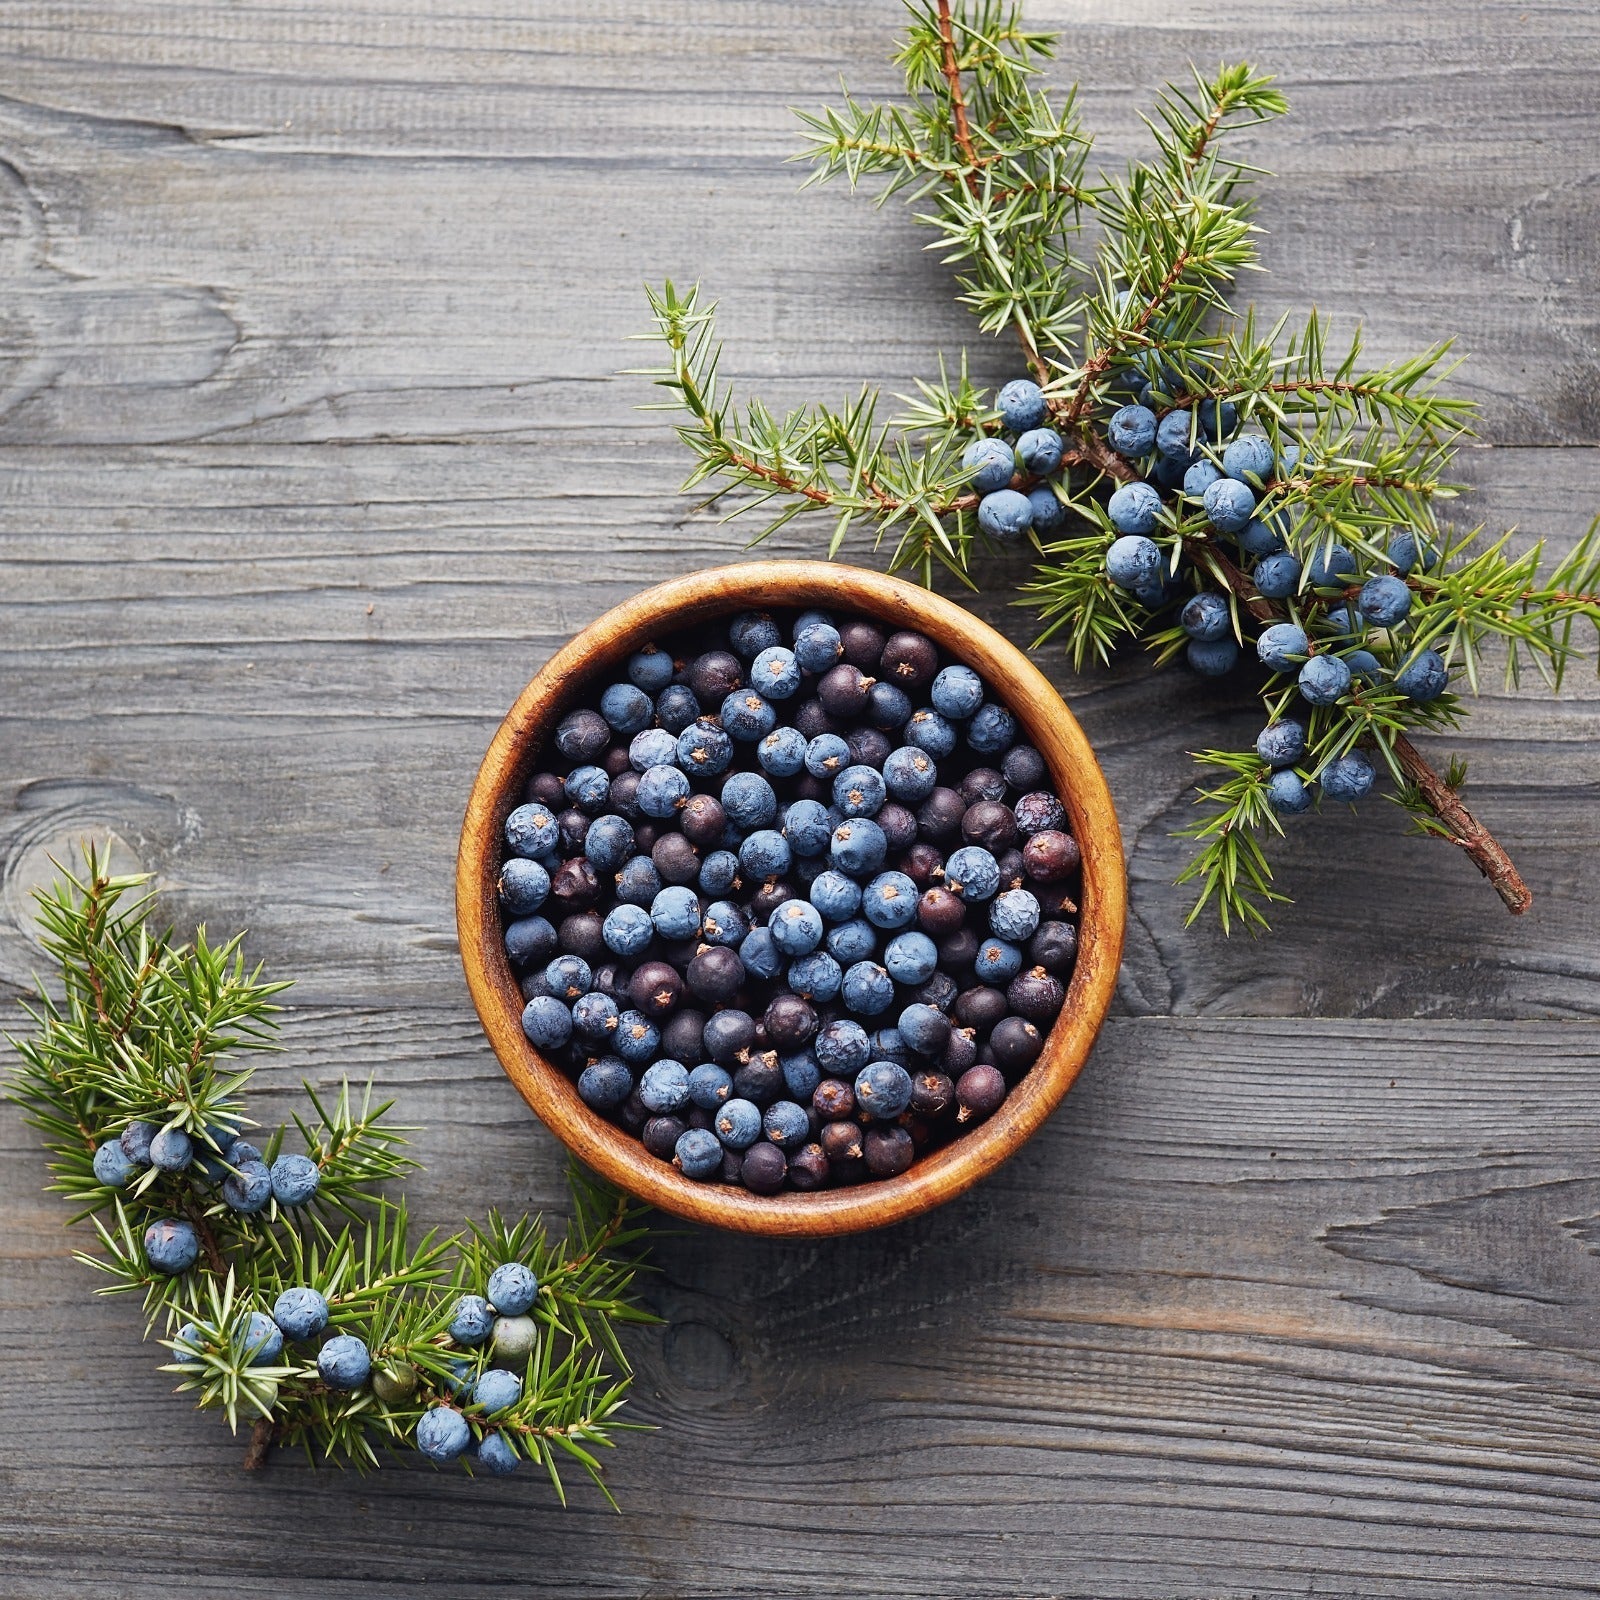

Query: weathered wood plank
[2,0,1599,1594]
[0,3,1593,446]
[3,442,1596,1017]
[7,1016,1600,1597]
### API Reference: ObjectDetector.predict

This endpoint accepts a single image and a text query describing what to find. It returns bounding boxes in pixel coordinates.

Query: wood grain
[1,0,1598,1593]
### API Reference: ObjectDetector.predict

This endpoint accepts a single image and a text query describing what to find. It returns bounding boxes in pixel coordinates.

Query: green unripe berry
[491,1314,537,1365]
[372,1362,419,1404]
[242,1375,279,1413]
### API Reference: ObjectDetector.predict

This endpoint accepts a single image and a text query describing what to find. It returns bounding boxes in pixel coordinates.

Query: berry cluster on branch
[633,0,1600,931]
[7,848,653,1494]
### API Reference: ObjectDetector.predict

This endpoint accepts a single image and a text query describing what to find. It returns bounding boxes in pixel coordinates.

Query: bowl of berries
[456,561,1125,1236]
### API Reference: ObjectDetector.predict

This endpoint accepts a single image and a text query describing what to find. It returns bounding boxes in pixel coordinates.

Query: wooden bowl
[457,561,1125,1237]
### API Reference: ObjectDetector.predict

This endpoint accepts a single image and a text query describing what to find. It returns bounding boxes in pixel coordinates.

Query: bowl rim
[456,560,1125,1237]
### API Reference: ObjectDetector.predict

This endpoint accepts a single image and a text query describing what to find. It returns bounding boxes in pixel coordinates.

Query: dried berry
[627,960,683,1018]
[1007,966,1065,1024]
[961,799,1018,854]
[955,1064,1007,1122]
[880,630,939,689]
[813,1078,856,1121]
[863,1125,914,1178]
[959,768,1008,806]
[788,1142,830,1190]
[1029,921,1078,974]
[1014,791,1067,836]
[820,1120,864,1161]
[915,787,966,842]
[910,1070,954,1117]
[990,1016,1044,1074]
[740,1141,788,1194]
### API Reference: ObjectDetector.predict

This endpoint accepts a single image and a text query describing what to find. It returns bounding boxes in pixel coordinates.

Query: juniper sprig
[8,846,653,1495]
[632,0,1600,932]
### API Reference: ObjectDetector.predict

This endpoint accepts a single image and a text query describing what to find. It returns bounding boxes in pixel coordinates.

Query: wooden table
[3,4,1598,1595]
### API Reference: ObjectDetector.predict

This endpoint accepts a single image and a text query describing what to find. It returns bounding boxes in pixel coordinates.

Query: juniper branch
[9,846,655,1490]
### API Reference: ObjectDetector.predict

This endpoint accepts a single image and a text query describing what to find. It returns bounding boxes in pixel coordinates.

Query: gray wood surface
[2,3,1599,1595]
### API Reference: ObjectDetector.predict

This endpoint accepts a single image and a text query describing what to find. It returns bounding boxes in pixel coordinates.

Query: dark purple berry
[942,1027,978,1076]
[863,1125,913,1178]
[876,802,918,853]
[914,970,959,1013]
[609,770,642,819]
[1029,921,1078,975]
[817,663,875,717]
[995,848,1026,892]
[955,1064,1006,1123]
[990,1016,1044,1074]
[704,1009,757,1066]
[619,1089,650,1135]
[740,1141,788,1194]
[686,650,743,703]
[1007,967,1065,1023]
[915,787,966,843]
[937,927,980,971]
[555,709,610,764]
[628,960,683,1018]
[838,619,887,670]
[652,833,701,886]
[793,699,841,740]
[661,1008,706,1062]
[680,793,727,848]
[917,886,965,936]
[764,993,817,1050]
[687,946,744,1005]
[791,772,830,804]
[820,1120,863,1161]
[1023,830,1080,882]
[550,856,600,910]
[557,809,591,854]
[879,630,939,689]
[602,745,633,778]
[788,1143,830,1190]
[527,771,566,809]
[1034,884,1080,918]
[1014,791,1067,836]
[1001,744,1047,792]
[558,911,605,961]
[961,800,1018,854]
[844,726,892,770]
[642,1116,685,1159]
[954,985,1008,1031]
[813,1079,856,1121]
[910,1071,954,1117]
[899,842,945,888]
[959,768,1007,806]
[749,879,797,920]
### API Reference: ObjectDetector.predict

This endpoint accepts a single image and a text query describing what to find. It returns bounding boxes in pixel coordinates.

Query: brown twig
[1391,735,1532,913]
[181,1198,228,1277]
[935,0,978,172]
[1193,535,1532,912]
[243,1416,278,1471]
[929,0,1049,385]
